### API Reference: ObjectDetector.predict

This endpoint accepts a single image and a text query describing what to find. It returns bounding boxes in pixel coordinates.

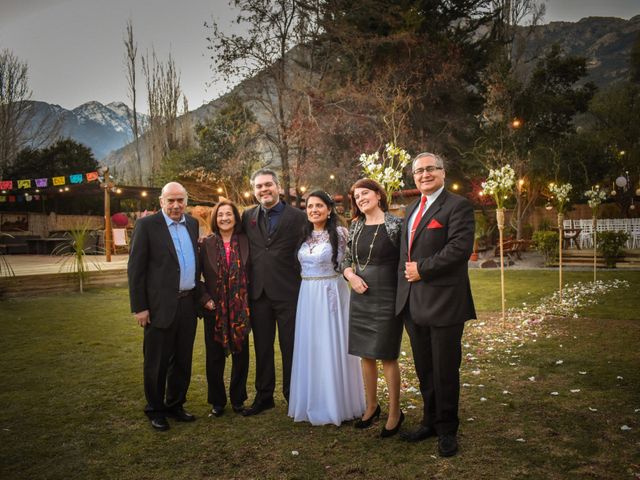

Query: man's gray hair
[160,182,188,203]
[412,152,446,171]
[250,168,280,187]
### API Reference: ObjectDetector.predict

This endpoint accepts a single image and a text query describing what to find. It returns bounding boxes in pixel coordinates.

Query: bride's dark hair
[298,190,342,272]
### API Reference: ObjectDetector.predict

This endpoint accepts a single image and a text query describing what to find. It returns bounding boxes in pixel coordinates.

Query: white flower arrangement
[549,182,572,213]
[481,164,516,209]
[584,185,607,212]
[359,142,411,200]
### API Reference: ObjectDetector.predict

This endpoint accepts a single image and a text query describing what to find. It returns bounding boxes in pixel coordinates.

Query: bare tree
[207,0,326,202]
[124,18,143,184]
[0,49,61,177]
[141,49,181,185]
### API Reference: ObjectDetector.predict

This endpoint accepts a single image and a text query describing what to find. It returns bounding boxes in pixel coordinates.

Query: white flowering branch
[359,142,411,200]
[481,164,516,209]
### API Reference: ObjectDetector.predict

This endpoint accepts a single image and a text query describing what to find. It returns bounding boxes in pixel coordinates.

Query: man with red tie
[396,152,476,457]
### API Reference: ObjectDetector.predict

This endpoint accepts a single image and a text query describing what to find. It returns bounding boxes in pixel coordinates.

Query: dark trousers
[250,292,297,404]
[403,309,464,435]
[203,314,249,408]
[143,294,197,419]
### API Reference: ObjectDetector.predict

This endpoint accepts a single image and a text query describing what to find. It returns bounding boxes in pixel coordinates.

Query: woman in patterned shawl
[199,200,251,417]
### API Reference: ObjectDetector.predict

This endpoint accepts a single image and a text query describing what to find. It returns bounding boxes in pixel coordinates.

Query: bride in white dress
[288,191,365,426]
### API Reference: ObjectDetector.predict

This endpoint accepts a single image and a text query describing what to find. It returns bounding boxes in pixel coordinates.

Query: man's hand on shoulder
[134,310,150,327]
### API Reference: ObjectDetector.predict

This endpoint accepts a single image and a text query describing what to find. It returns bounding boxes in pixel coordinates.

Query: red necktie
[408,196,427,260]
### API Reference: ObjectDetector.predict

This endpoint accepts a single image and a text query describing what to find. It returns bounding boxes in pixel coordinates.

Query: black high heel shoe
[354,404,381,429]
[380,411,404,438]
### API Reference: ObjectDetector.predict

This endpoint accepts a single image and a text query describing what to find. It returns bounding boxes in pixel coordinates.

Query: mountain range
[24,100,148,160]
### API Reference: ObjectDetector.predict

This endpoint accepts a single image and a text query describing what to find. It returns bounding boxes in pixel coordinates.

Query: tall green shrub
[533,230,559,266]
[597,231,629,268]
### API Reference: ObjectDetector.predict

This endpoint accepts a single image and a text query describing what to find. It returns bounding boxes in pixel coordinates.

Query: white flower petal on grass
[291,451,299,456]
[617,376,624,380]
[635,409,640,413]
[570,389,581,393]
[579,371,587,375]
[480,397,488,402]
[555,360,564,365]
[550,392,559,396]
[528,376,536,382]
[462,383,471,387]
[503,391,511,395]
[406,405,417,409]
[516,438,526,442]
[472,370,481,375]
[620,425,632,431]
[467,417,475,421]
[588,407,598,412]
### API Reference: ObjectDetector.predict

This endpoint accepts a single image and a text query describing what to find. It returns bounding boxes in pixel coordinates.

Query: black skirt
[348,261,403,360]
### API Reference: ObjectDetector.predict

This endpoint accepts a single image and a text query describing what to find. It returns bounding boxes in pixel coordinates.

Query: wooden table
[562,228,582,250]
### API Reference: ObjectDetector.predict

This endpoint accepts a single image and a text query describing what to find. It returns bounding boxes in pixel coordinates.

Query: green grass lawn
[0,270,638,479]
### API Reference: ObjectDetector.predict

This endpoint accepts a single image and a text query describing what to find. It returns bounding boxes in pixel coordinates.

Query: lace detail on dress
[306,230,330,254]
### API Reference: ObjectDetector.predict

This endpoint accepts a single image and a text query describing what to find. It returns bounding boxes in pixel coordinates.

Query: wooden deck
[0,255,129,298]
[552,249,640,268]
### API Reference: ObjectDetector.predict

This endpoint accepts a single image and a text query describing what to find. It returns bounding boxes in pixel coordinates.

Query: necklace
[354,222,381,271]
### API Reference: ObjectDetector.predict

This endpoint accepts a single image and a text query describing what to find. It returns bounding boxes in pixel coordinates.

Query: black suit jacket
[241,203,306,301]
[395,189,476,327]
[128,211,200,329]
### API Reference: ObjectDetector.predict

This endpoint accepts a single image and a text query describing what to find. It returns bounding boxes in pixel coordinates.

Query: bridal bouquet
[359,142,411,200]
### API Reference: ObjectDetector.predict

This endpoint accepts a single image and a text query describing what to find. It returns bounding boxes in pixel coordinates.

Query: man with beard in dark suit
[128,182,200,431]
[396,153,476,456]
[241,168,306,416]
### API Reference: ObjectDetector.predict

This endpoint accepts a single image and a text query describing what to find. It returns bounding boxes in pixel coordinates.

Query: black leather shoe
[242,399,275,416]
[232,404,245,414]
[167,408,196,422]
[438,434,459,457]
[354,404,381,429]
[150,417,170,431]
[380,411,404,438]
[400,424,437,443]
[211,406,224,417]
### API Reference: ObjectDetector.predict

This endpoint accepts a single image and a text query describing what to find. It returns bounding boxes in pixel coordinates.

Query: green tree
[471,45,595,237]
[7,138,99,179]
[207,0,325,202]
[157,95,261,204]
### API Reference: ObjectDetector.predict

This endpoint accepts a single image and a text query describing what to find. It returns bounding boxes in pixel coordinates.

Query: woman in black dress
[342,178,404,437]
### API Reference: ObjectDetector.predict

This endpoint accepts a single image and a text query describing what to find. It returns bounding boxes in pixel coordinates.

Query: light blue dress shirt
[162,211,196,291]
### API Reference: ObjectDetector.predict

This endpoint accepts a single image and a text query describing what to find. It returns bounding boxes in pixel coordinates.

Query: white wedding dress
[288,228,365,426]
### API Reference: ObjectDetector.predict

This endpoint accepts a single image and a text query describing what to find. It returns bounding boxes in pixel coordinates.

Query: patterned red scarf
[213,234,250,355]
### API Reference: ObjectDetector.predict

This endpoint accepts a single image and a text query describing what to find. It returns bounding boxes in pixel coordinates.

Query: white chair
[579,219,594,249]
[112,228,129,254]
[632,224,640,249]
